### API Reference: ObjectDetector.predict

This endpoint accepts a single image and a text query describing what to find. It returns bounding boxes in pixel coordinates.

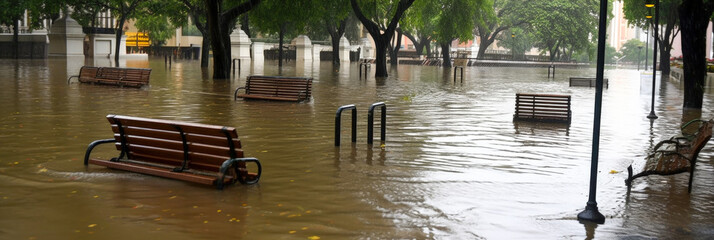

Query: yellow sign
[125,32,150,47]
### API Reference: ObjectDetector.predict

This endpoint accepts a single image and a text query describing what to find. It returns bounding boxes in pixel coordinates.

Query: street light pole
[577,0,608,224]
[637,46,643,71]
[644,29,649,71]
[511,34,516,60]
[647,0,659,119]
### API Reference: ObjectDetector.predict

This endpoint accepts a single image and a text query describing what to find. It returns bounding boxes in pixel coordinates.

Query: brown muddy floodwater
[0,57,713,239]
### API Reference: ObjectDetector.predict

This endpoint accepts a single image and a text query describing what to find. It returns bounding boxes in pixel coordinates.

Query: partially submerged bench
[626,119,713,193]
[68,66,151,88]
[83,115,261,189]
[513,93,571,124]
[234,75,312,102]
[569,77,609,88]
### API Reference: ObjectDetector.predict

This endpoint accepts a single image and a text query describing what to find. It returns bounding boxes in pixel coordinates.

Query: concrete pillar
[292,35,312,61]
[48,15,85,57]
[359,37,372,59]
[252,42,265,61]
[312,44,322,61]
[339,36,350,62]
[230,28,251,60]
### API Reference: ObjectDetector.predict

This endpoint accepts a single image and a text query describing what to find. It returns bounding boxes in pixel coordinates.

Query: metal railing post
[233,58,241,76]
[335,104,357,146]
[368,102,386,145]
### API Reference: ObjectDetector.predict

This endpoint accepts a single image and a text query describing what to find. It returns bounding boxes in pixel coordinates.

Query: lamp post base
[577,202,605,224]
[647,111,658,119]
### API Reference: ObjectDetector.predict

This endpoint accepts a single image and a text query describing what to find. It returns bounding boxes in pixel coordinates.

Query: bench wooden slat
[89,158,228,185]
[74,66,150,87]
[235,75,312,102]
[514,93,571,124]
[84,114,260,189]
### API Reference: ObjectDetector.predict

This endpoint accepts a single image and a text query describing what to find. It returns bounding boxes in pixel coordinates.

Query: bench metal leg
[84,139,117,165]
[217,158,262,189]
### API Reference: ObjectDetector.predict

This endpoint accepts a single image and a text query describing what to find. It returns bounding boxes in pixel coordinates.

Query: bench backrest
[515,93,571,122]
[107,115,243,172]
[97,67,151,82]
[687,120,713,159]
[78,66,100,82]
[246,76,312,98]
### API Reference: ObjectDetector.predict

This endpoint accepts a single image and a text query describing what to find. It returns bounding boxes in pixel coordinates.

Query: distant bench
[626,119,713,193]
[68,66,151,88]
[234,75,312,102]
[513,93,572,124]
[83,115,261,189]
[569,77,608,88]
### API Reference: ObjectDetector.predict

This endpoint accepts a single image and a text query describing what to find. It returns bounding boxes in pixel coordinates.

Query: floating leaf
[88,224,97,228]
[308,236,320,240]
[168,196,177,199]
[289,230,297,234]
[609,170,619,174]
[203,221,208,224]
[217,209,222,213]
[38,168,48,173]
[301,227,308,230]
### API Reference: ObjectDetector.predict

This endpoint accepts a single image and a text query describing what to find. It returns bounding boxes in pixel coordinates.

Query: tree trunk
[389,31,402,66]
[374,39,388,77]
[679,0,714,108]
[206,0,231,79]
[12,19,19,59]
[278,24,284,68]
[201,33,210,68]
[477,36,493,59]
[330,31,341,65]
[114,16,126,67]
[441,42,451,68]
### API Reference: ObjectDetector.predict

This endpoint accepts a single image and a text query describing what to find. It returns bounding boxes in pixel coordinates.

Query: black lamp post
[646,0,659,119]
[577,0,608,224]
[644,30,649,71]
[637,45,643,71]
[511,34,516,60]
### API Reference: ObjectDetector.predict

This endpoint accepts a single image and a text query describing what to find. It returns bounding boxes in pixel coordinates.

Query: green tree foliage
[134,2,182,47]
[351,0,415,77]
[0,0,59,58]
[619,38,651,64]
[399,0,440,58]
[175,0,211,67]
[310,0,353,66]
[474,0,530,59]
[496,28,534,60]
[622,0,681,75]
[250,0,312,67]
[528,0,600,62]
[432,0,487,67]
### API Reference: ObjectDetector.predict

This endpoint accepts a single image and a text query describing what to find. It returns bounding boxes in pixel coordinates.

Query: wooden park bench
[569,77,609,88]
[83,115,261,189]
[513,93,571,124]
[626,119,713,193]
[234,75,312,102]
[68,66,151,88]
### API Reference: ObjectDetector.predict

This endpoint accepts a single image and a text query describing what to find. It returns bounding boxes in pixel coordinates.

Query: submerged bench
[513,93,571,124]
[626,119,713,193]
[234,75,312,102]
[68,66,151,88]
[569,77,609,88]
[83,115,261,189]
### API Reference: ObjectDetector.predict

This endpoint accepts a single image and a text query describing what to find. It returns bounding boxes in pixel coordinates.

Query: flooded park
[0,57,713,239]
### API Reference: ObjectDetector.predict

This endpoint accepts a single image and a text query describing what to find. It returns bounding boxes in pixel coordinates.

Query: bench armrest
[217,157,262,189]
[234,87,246,100]
[653,139,681,152]
[297,90,308,101]
[67,75,79,84]
[84,139,117,165]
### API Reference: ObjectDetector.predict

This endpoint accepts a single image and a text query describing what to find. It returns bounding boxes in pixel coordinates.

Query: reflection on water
[0,58,713,239]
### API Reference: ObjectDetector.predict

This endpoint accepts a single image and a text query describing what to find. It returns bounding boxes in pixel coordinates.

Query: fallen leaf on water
[217,209,222,213]
[88,224,97,228]
[193,206,198,208]
[168,196,177,199]
[203,221,208,224]
[302,227,308,230]
[308,236,320,240]
[289,230,297,234]
[38,168,48,173]
[609,170,619,174]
